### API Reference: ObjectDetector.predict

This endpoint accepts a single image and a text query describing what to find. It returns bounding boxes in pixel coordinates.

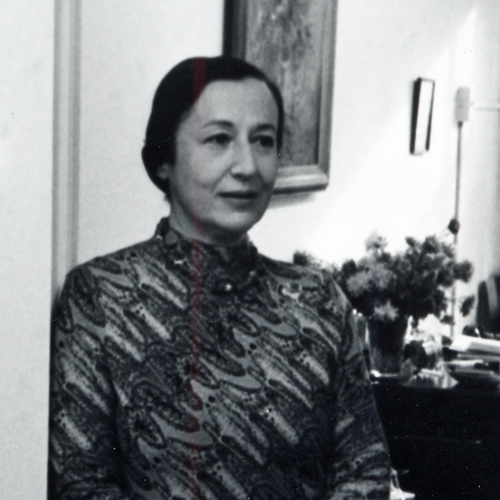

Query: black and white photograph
[2,1,500,499]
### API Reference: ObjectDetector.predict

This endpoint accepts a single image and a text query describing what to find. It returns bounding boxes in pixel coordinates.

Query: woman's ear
[156,163,172,181]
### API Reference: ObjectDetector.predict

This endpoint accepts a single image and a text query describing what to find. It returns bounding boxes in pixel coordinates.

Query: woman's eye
[205,133,231,146]
[254,135,275,149]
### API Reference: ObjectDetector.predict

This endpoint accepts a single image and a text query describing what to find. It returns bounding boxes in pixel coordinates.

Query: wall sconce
[410,78,435,155]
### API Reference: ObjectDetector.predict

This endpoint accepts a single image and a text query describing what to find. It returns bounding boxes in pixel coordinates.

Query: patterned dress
[49,218,389,500]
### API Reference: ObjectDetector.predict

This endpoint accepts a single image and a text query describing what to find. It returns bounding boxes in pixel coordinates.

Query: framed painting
[410,78,435,155]
[223,0,338,194]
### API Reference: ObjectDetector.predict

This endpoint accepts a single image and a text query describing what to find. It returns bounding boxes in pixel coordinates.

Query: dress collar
[153,218,259,294]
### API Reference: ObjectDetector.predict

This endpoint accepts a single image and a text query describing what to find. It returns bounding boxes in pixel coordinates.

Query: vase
[367,316,409,374]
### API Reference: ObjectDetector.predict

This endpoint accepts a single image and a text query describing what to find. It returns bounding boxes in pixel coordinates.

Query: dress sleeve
[49,266,133,500]
[326,279,391,500]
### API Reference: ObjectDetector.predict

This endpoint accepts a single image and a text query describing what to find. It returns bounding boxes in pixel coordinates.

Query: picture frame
[410,78,435,155]
[223,0,338,194]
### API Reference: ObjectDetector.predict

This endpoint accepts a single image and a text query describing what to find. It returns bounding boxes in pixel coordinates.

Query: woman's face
[159,78,279,245]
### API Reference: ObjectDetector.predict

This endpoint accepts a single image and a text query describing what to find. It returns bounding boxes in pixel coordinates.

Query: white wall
[0,0,54,497]
[255,0,491,260]
[457,0,500,329]
[77,0,224,263]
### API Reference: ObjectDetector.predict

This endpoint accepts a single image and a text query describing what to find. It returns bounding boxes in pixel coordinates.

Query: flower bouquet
[295,219,474,372]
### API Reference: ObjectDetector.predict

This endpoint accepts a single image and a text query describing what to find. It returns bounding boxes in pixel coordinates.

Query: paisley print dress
[49,218,389,500]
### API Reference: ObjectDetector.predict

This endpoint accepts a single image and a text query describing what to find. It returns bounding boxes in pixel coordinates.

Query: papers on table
[446,336,500,387]
[449,335,500,356]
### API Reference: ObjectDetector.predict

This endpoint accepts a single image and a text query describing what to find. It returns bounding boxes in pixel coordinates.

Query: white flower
[372,302,399,321]
[365,232,387,253]
[346,272,371,297]
[368,263,393,289]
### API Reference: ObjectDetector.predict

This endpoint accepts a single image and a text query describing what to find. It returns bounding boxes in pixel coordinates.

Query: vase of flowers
[366,315,409,373]
[295,219,475,373]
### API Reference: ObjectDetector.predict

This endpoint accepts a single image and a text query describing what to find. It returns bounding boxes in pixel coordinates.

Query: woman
[49,56,390,500]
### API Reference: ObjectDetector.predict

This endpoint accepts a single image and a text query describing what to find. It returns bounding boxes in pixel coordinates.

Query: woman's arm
[49,266,133,500]
[326,281,391,500]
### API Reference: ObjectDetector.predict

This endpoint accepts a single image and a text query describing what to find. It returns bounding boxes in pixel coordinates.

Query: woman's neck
[168,217,248,248]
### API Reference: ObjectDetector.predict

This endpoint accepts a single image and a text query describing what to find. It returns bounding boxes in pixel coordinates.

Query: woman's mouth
[219,191,258,200]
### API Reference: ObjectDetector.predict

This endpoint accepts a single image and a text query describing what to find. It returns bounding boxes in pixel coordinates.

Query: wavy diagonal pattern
[49,218,389,500]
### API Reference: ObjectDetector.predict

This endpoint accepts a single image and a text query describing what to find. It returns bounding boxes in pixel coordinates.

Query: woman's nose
[231,141,257,177]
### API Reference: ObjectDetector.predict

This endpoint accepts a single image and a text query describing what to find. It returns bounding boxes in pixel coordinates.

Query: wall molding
[52,0,81,296]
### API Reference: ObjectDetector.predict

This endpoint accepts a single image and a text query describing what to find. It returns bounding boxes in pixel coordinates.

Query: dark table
[372,373,500,500]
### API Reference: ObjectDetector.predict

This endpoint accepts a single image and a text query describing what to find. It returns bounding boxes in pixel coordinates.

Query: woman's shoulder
[258,253,320,279]
[257,253,350,308]
[62,235,165,292]
[257,252,332,282]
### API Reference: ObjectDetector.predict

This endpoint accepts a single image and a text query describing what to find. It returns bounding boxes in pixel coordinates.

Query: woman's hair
[141,56,284,195]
